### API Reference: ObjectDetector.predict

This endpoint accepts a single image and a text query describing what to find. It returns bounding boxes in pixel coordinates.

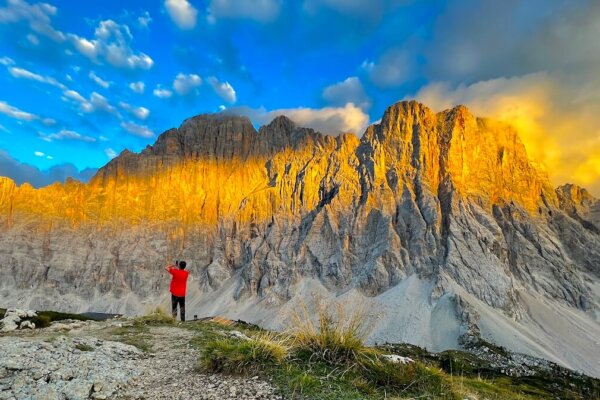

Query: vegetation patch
[132,308,175,327]
[193,302,464,399]
[379,343,600,399]
[111,328,152,352]
[75,343,94,352]
[189,301,599,399]
[111,323,152,352]
[201,332,289,374]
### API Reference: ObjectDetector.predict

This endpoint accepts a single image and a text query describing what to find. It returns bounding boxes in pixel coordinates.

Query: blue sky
[1,0,600,195]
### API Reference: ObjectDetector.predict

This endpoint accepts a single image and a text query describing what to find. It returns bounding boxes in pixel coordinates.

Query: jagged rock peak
[382,100,436,121]
[556,184,600,231]
[263,114,296,133]
[181,113,256,130]
[557,184,598,204]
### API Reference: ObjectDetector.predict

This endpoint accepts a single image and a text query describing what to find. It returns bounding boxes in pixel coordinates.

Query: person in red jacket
[164,260,189,321]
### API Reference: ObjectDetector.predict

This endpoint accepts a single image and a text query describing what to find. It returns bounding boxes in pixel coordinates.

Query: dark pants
[171,294,185,321]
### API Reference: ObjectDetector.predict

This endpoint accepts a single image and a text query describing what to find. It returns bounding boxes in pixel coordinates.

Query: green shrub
[39,310,96,322]
[30,314,52,328]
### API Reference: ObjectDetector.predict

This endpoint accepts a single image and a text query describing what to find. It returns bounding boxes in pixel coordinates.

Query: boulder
[19,321,36,330]
[5,309,37,319]
[0,314,20,332]
[381,354,414,365]
[0,309,38,332]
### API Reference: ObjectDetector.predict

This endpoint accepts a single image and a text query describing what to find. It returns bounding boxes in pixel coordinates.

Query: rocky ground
[0,318,283,400]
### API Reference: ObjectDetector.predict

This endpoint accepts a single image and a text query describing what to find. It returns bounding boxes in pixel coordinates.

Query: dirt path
[113,325,283,400]
[0,321,283,400]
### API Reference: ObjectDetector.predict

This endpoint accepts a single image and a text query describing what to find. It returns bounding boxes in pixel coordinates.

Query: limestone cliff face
[1,101,599,376]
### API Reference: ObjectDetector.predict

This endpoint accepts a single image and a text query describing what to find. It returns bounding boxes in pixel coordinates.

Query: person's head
[178,260,187,269]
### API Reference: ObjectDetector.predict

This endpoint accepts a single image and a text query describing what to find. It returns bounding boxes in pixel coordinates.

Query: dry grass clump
[287,299,377,366]
[133,307,175,326]
[200,331,290,374]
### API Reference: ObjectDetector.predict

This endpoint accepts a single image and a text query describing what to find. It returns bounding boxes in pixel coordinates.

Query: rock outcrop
[0,309,38,332]
[0,100,599,377]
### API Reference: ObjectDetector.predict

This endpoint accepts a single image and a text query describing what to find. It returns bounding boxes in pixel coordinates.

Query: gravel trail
[117,325,283,400]
[0,320,284,400]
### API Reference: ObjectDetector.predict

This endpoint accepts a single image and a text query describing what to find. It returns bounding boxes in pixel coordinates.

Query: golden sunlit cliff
[0,102,559,229]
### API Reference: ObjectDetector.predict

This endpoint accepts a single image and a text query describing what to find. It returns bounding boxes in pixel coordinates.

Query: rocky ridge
[0,100,599,377]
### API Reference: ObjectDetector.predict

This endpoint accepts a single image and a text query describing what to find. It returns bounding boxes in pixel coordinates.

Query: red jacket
[168,267,189,297]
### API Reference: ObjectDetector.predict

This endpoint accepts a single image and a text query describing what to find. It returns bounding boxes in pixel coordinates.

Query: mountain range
[1,100,599,377]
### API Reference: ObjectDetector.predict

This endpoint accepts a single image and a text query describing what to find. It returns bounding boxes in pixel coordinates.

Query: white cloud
[40,129,96,143]
[129,81,145,93]
[0,100,38,121]
[34,151,45,157]
[153,86,173,99]
[88,71,111,88]
[173,73,202,95]
[232,102,369,136]
[121,121,153,138]
[137,11,152,28]
[26,33,38,45]
[207,76,236,103]
[362,48,413,88]
[87,92,116,114]
[0,0,66,42]
[208,0,281,22]
[322,76,371,110]
[70,20,153,70]
[105,148,117,159]
[64,91,117,115]
[119,101,150,120]
[7,66,66,89]
[133,107,149,120]
[0,57,15,66]
[165,0,198,29]
[9,66,46,81]
[46,155,53,160]
[62,89,87,104]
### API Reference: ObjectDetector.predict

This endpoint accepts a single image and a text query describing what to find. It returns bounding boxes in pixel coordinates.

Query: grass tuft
[200,331,290,374]
[361,357,460,399]
[133,307,175,327]
[288,299,376,367]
